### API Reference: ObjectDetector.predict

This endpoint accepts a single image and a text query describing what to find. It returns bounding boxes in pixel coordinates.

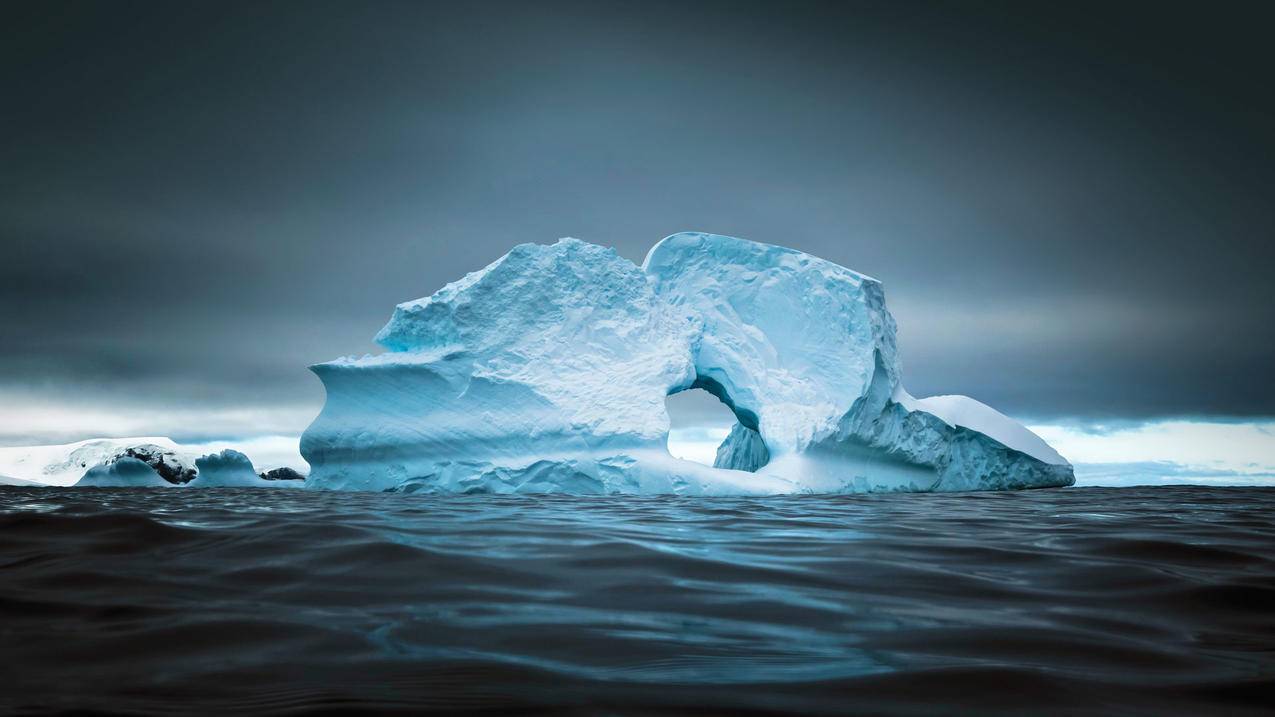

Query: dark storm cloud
[2,0,1272,439]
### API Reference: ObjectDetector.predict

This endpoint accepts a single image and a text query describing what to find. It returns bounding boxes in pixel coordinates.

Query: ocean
[1,486,1272,715]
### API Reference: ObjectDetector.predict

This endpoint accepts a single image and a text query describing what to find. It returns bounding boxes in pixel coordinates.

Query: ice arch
[664,385,768,470]
[643,232,897,471]
[300,232,1073,493]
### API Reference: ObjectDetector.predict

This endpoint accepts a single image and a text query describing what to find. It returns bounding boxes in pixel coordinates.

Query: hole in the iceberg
[665,387,763,469]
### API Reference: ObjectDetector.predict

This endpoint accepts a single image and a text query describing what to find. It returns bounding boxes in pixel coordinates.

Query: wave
[1,486,1273,714]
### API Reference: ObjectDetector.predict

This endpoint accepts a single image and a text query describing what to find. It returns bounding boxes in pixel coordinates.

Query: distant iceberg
[76,457,175,488]
[188,449,298,488]
[301,232,1074,494]
[0,437,306,488]
[0,438,197,487]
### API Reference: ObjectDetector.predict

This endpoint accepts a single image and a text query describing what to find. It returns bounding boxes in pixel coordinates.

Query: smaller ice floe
[76,457,175,487]
[189,450,300,488]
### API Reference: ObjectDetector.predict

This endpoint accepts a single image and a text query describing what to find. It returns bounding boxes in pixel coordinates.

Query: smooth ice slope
[76,457,174,488]
[302,233,1073,493]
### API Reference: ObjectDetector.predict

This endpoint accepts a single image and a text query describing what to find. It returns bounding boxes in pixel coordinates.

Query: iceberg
[0,438,197,487]
[189,449,297,488]
[302,232,1073,494]
[76,457,175,487]
[0,437,305,488]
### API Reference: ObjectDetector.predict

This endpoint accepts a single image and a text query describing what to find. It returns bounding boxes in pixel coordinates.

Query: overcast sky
[2,1,1273,446]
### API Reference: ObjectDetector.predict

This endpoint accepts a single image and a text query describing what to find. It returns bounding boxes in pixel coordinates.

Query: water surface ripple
[1,486,1273,714]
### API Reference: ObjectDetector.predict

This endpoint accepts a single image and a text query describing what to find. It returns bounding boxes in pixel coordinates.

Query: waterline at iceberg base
[301,233,1074,494]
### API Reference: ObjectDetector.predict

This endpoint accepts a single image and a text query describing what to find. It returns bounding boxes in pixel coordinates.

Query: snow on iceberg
[76,457,175,487]
[302,232,1074,494]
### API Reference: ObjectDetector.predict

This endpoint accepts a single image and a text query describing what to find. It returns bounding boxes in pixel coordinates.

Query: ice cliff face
[302,233,1074,494]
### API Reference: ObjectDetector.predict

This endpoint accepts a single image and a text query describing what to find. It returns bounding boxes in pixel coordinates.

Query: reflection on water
[1,486,1273,714]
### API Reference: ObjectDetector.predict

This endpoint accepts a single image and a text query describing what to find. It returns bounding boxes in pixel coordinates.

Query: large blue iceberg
[301,233,1074,494]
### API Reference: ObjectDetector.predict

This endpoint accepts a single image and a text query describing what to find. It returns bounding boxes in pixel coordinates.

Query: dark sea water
[1,486,1273,715]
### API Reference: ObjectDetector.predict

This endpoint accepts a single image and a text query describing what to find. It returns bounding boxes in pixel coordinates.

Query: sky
[2,2,1273,483]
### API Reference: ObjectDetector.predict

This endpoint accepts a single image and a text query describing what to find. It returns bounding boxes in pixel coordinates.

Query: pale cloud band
[1029,420,1275,486]
[0,393,316,447]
